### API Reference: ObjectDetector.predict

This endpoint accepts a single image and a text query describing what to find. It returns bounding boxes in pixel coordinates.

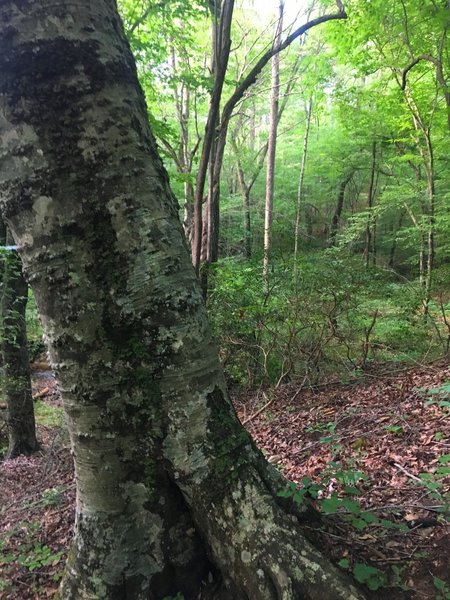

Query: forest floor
[0,361,449,599]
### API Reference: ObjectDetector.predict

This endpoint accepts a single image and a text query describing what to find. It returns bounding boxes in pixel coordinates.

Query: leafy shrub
[208,249,443,387]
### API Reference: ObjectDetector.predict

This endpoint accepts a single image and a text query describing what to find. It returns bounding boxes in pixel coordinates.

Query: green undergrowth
[208,251,449,388]
[0,512,65,596]
[34,399,65,428]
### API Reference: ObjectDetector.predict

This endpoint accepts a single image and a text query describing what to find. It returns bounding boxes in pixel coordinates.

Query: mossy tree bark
[0,223,39,459]
[0,1,365,598]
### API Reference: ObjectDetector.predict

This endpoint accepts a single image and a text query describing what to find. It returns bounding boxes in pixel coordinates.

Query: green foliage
[425,381,450,409]
[352,563,387,591]
[40,486,66,508]
[278,459,409,534]
[434,576,450,600]
[278,460,416,592]
[26,290,44,359]
[0,520,63,595]
[208,252,443,386]
[17,543,63,571]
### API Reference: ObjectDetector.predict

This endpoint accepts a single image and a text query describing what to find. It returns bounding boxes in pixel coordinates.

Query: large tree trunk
[0,2,364,599]
[0,226,39,459]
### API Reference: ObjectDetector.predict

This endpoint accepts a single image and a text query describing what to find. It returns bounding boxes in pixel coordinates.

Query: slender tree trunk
[397,76,436,315]
[388,209,406,269]
[293,96,313,279]
[192,0,235,274]
[233,151,252,258]
[263,2,284,292]
[364,141,377,269]
[1,228,39,459]
[422,126,435,315]
[330,171,354,245]
[0,3,365,599]
[205,1,222,267]
[232,55,303,261]
[194,4,347,272]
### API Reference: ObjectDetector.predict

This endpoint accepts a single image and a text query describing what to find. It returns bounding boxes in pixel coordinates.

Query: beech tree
[0,1,365,599]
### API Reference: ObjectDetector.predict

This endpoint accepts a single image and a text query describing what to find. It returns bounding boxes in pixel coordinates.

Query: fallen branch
[392,462,422,483]
[244,374,309,425]
[242,392,275,424]
[288,374,309,404]
[32,387,49,400]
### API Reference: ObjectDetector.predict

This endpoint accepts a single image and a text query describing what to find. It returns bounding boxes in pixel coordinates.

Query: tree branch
[221,7,347,125]
[401,54,440,90]
[127,1,166,35]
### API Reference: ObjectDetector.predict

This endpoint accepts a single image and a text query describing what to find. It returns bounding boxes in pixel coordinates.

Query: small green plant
[425,382,450,409]
[17,543,63,571]
[41,486,65,507]
[278,461,408,536]
[384,424,404,435]
[305,421,337,435]
[0,573,16,595]
[434,576,450,600]
[338,559,387,591]
[415,455,450,508]
[305,420,338,444]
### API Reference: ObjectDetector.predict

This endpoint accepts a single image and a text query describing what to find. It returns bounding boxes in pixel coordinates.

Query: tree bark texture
[0,2,365,599]
[1,227,39,459]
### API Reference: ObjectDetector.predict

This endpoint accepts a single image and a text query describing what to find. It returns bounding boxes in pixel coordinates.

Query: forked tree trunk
[0,2,364,599]
[0,226,39,459]
[192,0,235,273]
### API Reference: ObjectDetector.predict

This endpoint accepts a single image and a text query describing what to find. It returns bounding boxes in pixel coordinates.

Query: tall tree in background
[230,51,304,259]
[263,1,284,291]
[0,220,38,459]
[0,1,365,598]
[293,96,313,278]
[192,2,348,274]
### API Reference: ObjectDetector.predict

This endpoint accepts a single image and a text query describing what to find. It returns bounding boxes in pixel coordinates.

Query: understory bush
[208,250,447,387]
